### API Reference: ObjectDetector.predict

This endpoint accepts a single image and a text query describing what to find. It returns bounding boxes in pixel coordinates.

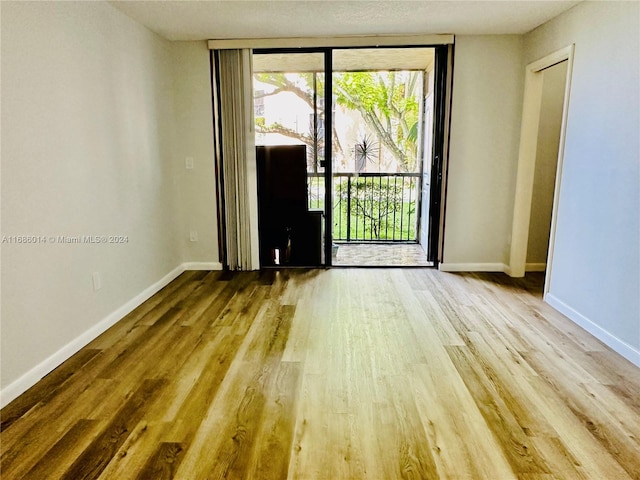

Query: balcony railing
[307,172,420,242]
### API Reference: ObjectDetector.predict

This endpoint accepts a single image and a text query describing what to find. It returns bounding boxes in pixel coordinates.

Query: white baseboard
[526,263,547,272]
[439,262,508,273]
[182,261,223,271]
[438,262,546,275]
[545,293,640,368]
[0,261,222,408]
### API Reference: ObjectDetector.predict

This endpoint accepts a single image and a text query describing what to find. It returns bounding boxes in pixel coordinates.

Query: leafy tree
[254,73,342,172]
[254,70,421,173]
[333,71,420,171]
[335,177,416,240]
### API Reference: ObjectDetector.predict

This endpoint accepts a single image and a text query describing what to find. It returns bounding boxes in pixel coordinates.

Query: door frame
[419,91,434,252]
[508,44,574,294]
[429,44,452,266]
[253,47,333,264]
[252,45,451,267]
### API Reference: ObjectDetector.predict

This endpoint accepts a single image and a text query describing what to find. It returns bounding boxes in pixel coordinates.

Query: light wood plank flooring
[2,269,639,479]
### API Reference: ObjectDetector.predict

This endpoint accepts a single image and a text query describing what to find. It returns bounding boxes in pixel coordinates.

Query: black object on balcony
[256,145,323,267]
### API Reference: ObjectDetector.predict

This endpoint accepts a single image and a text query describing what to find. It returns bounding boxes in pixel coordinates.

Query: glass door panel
[252,52,328,266]
[331,48,433,266]
[252,47,441,268]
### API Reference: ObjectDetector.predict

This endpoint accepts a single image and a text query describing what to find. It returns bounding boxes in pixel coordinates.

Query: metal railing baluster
[313,172,420,243]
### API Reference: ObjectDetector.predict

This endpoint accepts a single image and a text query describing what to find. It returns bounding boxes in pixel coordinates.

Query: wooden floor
[2,269,639,480]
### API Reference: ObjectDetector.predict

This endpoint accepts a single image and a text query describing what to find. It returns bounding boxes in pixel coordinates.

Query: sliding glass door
[330,48,434,266]
[252,46,448,267]
[252,50,331,266]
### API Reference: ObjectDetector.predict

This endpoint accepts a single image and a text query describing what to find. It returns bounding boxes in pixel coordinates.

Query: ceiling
[110,1,581,42]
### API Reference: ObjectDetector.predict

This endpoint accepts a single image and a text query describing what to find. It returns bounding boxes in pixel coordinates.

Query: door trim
[508,44,574,293]
[209,34,454,50]
[252,46,450,267]
[324,49,334,265]
[430,44,453,266]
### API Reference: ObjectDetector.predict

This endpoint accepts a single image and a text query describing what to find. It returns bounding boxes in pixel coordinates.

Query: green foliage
[306,174,418,241]
[406,121,419,145]
[254,70,422,172]
[354,134,379,166]
[333,71,421,171]
[333,176,417,240]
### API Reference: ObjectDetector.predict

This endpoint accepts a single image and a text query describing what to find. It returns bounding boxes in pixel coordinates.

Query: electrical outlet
[185,156,194,169]
[190,230,198,242]
[92,272,102,291]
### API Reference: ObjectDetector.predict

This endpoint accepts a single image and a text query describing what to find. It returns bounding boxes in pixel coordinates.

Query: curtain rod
[208,34,454,50]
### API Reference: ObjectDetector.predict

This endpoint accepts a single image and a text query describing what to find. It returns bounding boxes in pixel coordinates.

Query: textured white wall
[525,1,640,355]
[443,35,524,268]
[171,41,219,264]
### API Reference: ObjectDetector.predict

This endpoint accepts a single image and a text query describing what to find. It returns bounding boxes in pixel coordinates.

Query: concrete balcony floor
[332,243,432,267]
